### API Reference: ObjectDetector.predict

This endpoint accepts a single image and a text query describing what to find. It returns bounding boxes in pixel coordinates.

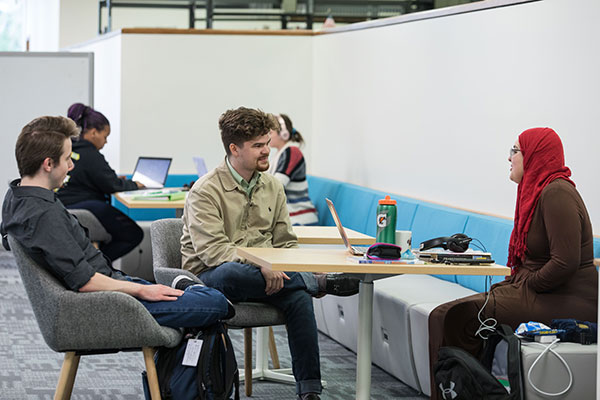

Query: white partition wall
[311,0,600,230]
[74,31,313,175]
[0,52,93,196]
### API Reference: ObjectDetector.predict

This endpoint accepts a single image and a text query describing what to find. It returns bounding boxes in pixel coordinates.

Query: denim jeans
[199,262,322,395]
[127,277,230,329]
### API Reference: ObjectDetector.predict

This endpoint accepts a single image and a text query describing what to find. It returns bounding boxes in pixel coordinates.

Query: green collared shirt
[226,156,260,196]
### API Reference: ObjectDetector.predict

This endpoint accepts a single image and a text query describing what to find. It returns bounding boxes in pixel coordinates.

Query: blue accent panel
[360,192,419,238]
[390,195,420,233]
[122,174,197,188]
[410,203,470,249]
[463,214,513,266]
[306,176,342,226]
[333,184,381,233]
[112,195,178,221]
[264,175,524,291]
[454,214,514,291]
[113,174,196,221]
[594,237,600,259]
[410,204,470,284]
[165,174,198,187]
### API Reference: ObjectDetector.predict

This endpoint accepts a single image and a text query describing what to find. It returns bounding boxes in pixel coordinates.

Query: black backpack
[143,323,240,400]
[551,318,598,345]
[434,324,523,400]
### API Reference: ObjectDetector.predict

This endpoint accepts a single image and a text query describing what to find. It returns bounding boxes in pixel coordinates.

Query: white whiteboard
[0,52,93,196]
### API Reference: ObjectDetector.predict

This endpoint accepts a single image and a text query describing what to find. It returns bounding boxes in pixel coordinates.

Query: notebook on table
[131,157,172,189]
[326,198,370,256]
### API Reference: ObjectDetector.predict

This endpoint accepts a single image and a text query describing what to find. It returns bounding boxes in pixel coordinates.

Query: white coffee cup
[395,230,413,258]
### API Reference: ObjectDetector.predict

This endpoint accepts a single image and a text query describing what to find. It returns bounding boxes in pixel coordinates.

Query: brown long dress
[428,179,598,399]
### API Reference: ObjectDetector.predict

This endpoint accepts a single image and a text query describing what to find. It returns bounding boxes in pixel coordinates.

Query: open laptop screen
[131,157,172,189]
[326,198,352,249]
[193,156,208,178]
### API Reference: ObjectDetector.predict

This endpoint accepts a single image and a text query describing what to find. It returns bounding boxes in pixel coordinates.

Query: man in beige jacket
[180,107,359,400]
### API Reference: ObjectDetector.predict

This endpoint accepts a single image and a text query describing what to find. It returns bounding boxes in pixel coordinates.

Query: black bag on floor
[434,324,523,400]
[142,323,240,400]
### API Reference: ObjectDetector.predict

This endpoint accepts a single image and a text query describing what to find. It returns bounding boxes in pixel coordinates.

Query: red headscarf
[507,127,575,272]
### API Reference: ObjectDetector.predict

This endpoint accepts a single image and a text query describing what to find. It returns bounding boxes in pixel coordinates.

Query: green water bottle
[376,195,397,244]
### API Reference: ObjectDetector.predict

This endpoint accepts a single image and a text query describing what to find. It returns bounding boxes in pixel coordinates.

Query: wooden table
[293,226,375,245]
[111,195,376,247]
[113,190,186,216]
[237,247,510,400]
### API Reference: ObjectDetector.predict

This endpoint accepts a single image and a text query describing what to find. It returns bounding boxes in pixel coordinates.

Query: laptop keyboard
[351,245,370,254]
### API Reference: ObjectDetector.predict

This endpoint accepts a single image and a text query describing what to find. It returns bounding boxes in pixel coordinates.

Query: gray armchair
[8,235,181,400]
[150,218,294,396]
[68,209,112,244]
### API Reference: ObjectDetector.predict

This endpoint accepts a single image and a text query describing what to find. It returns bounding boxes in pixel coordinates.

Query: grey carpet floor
[0,249,427,399]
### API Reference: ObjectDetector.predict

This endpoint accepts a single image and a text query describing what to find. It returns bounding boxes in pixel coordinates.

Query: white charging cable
[475,276,497,339]
[523,339,573,397]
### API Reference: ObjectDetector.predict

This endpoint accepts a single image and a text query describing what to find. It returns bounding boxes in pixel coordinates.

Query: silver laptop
[131,157,172,189]
[193,156,208,178]
[326,198,370,256]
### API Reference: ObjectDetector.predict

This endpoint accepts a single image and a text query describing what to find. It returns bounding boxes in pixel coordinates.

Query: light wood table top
[113,191,186,209]
[237,247,511,276]
[293,226,375,245]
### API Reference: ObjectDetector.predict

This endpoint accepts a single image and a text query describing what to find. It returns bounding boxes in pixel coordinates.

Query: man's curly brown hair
[219,107,277,155]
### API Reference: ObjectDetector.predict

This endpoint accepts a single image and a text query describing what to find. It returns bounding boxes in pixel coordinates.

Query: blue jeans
[199,262,322,395]
[127,277,230,328]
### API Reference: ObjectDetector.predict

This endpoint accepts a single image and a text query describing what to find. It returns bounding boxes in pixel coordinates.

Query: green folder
[132,191,186,201]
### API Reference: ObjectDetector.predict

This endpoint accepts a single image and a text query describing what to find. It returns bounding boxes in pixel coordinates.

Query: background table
[237,247,510,400]
[111,196,377,247]
[113,191,186,209]
[293,226,375,245]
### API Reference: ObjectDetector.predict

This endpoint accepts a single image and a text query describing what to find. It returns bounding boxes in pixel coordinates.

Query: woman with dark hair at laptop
[57,103,144,261]
[268,113,318,225]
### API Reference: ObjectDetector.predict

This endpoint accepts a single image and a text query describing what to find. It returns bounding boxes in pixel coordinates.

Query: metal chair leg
[244,327,253,396]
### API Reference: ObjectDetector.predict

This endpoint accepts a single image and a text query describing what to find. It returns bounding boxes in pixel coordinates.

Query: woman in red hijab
[427,127,597,399]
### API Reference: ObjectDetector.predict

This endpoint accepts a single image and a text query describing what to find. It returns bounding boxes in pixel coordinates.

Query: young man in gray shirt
[2,115,230,329]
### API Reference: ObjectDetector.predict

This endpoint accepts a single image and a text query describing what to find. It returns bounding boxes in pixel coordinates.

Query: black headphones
[419,233,472,253]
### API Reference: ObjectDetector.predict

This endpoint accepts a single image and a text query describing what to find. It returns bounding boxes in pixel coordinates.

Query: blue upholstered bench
[307,175,599,396]
[119,173,599,395]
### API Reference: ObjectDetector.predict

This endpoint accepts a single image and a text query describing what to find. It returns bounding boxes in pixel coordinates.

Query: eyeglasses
[509,146,521,157]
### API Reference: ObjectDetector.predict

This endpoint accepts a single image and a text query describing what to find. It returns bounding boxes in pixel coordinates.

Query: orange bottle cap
[379,195,396,205]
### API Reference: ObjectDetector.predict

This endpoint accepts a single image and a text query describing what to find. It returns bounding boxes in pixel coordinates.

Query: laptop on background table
[131,156,172,189]
[193,156,208,178]
[326,198,370,256]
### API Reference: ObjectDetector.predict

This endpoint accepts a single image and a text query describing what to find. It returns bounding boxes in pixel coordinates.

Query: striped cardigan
[269,143,318,225]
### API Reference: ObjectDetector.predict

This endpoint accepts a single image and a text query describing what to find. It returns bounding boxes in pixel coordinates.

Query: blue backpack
[143,323,239,400]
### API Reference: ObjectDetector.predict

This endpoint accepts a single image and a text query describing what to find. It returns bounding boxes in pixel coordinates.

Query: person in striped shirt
[269,114,319,226]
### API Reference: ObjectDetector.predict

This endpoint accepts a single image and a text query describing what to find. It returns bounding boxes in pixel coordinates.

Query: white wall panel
[311,0,600,231]
[118,33,313,174]
[75,34,123,172]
